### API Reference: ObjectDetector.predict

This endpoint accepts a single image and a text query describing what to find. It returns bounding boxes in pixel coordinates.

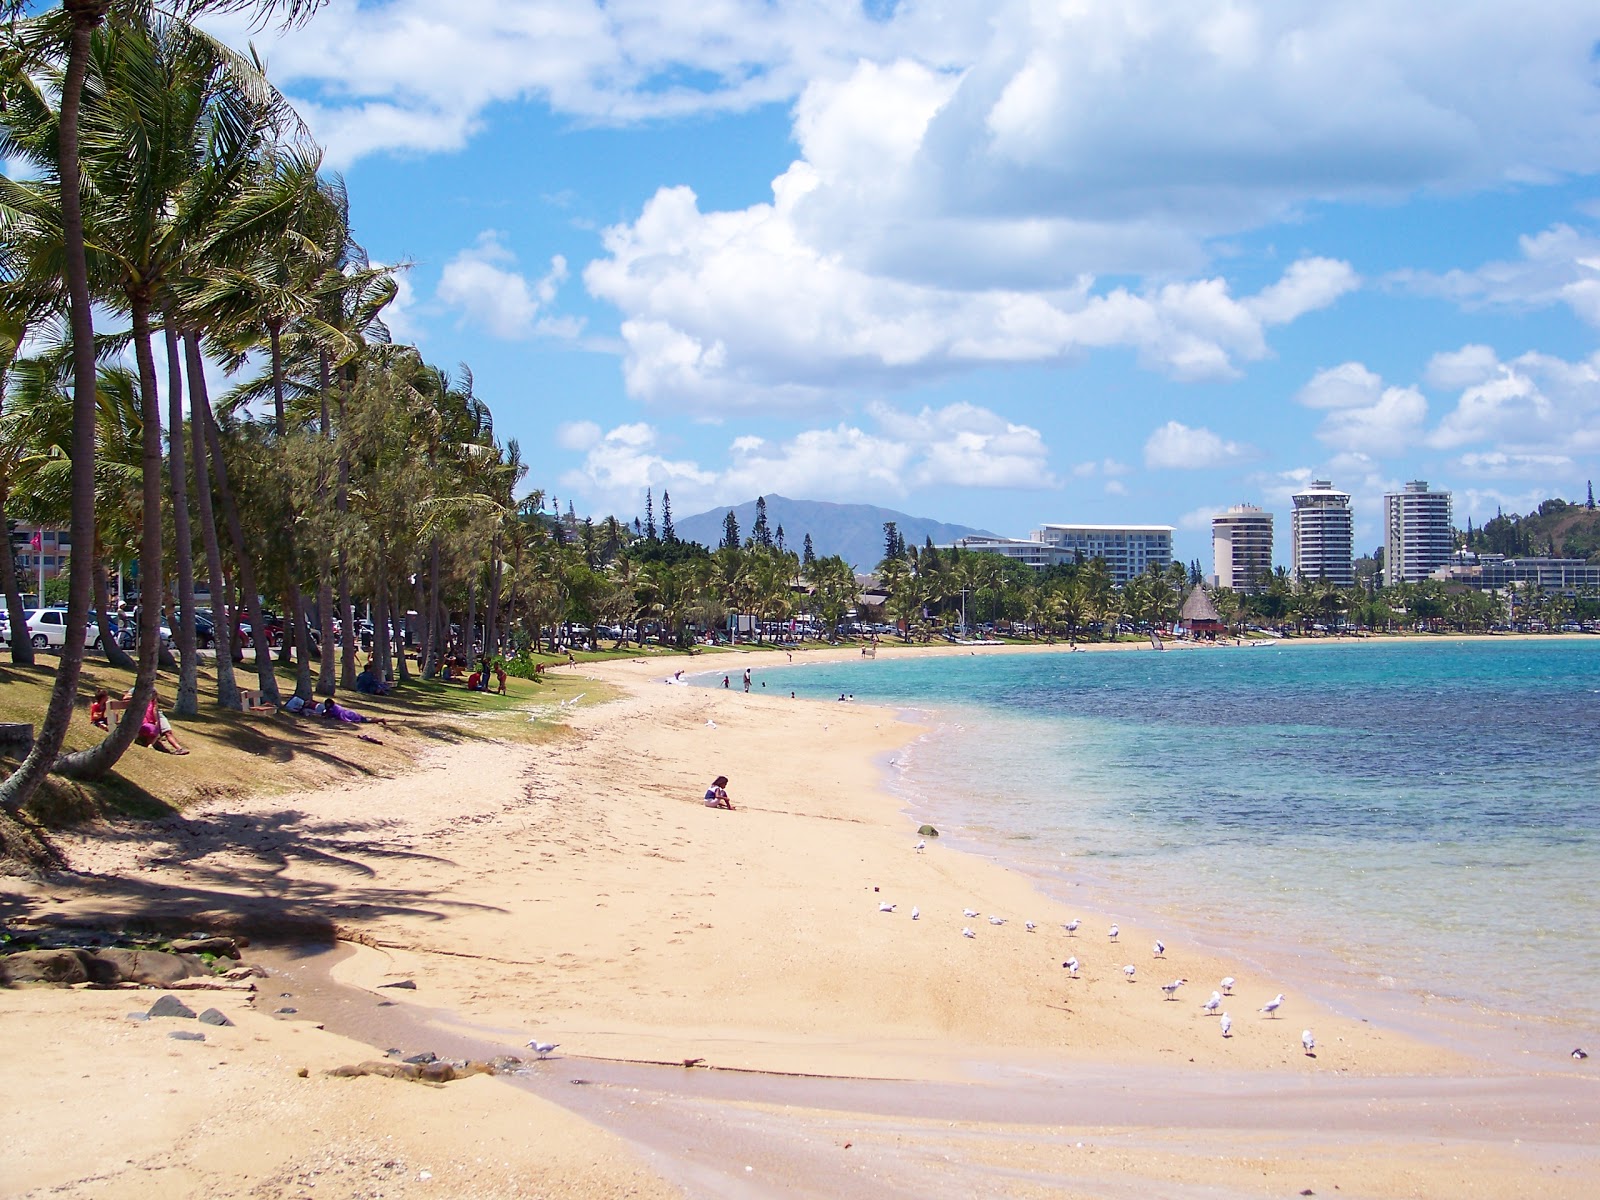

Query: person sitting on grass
[354,662,390,695]
[466,669,482,691]
[130,690,189,755]
[315,698,388,727]
[89,688,110,730]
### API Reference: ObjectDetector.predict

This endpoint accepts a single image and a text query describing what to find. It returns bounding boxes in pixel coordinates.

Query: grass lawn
[0,652,609,832]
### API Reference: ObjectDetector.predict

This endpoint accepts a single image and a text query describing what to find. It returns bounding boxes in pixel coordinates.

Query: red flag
[29,532,40,550]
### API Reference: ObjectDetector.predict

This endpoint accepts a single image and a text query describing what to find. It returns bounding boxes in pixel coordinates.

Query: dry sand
[3,642,1596,1198]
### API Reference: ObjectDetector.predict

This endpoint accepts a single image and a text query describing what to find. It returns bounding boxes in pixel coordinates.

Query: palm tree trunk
[484,534,501,657]
[91,557,135,671]
[202,400,279,706]
[464,580,477,664]
[336,376,356,689]
[182,331,238,709]
[0,2,104,820]
[55,297,165,781]
[316,351,335,696]
[164,322,198,716]
[285,581,313,699]
[422,538,440,677]
[373,554,392,679]
[0,492,36,668]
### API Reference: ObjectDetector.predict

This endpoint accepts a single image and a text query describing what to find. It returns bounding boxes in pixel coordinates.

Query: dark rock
[197,1008,233,1027]
[168,937,241,960]
[147,994,197,1019]
[419,1061,458,1083]
[378,979,417,990]
[487,1055,524,1073]
[917,825,939,837]
[167,1030,206,1042]
[0,948,93,986]
[376,1000,395,1007]
[92,949,208,986]
[402,1052,437,1065]
[274,1007,298,1015]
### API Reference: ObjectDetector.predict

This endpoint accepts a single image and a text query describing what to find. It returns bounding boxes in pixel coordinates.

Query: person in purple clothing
[316,698,388,727]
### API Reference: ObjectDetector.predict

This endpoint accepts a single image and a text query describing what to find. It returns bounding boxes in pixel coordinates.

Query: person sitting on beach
[703,775,734,810]
[354,663,390,695]
[316,698,387,727]
[89,688,109,730]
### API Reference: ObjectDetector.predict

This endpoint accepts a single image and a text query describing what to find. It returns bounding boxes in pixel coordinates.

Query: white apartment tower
[1291,480,1354,585]
[1033,524,1174,586]
[1384,481,1454,584]
[1212,505,1274,592]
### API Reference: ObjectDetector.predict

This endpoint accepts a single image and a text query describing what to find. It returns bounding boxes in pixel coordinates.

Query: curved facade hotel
[1291,480,1354,585]
[1384,481,1454,584]
[1212,504,1274,593]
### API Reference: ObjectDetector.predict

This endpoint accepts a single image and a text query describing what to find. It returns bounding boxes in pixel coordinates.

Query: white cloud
[1399,224,1600,327]
[436,232,576,340]
[1425,347,1600,456]
[560,401,1058,516]
[555,420,602,451]
[1454,451,1574,477]
[586,181,1357,409]
[1073,457,1133,478]
[1296,365,1428,455]
[1143,421,1252,469]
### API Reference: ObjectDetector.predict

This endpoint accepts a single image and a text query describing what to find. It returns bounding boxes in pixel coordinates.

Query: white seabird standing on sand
[1160,978,1187,1000]
[1153,939,1165,958]
[1260,993,1285,1018]
[878,902,896,913]
[962,927,976,939]
[1220,1013,1232,1037]
[527,1040,560,1058]
[1063,957,1079,977]
[1063,919,1080,935]
[1302,1029,1315,1055]
[1025,921,1036,932]
[911,907,920,920]
[1201,991,1222,1015]
[963,908,980,918]
[1123,964,1136,981]
[1108,924,1119,941]
[988,916,1006,926]
[914,839,926,852]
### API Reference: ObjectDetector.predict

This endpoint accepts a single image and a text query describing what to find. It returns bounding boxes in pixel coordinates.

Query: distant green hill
[1467,496,1600,561]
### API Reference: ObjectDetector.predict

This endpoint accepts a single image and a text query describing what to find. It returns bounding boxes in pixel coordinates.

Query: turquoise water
[752,640,1600,1037]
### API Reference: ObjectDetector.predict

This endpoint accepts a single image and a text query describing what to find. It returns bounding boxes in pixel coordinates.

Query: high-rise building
[1291,480,1354,585]
[1033,523,1174,586]
[1211,505,1274,592]
[1384,481,1453,584]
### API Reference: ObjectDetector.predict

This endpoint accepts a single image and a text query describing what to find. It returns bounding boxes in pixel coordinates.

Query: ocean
[751,638,1600,1043]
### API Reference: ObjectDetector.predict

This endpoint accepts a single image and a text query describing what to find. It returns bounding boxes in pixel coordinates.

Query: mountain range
[674,495,997,572]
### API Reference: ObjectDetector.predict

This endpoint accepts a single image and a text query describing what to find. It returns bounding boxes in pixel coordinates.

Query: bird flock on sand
[855,835,1326,1060]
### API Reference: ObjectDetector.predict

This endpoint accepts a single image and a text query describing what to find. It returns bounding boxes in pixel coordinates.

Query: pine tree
[802,533,816,572]
[661,491,676,544]
[1588,480,1595,510]
[882,521,900,564]
[775,524,785,553]
[752,496,772,548]
[644,489,657,542]
[721,510,741,551]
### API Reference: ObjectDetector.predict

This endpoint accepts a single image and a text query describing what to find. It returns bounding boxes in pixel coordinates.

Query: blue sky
[206,0,1600,568]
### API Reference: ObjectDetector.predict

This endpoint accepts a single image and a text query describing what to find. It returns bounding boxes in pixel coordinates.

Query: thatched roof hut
[1179,584,1225,636]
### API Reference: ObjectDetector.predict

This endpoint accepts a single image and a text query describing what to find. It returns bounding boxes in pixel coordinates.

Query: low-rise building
[1432,553,1600,592]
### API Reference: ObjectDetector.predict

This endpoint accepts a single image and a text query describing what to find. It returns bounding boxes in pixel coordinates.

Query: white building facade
[1212,505,1274,592]
[1290,480,1354,586]
[1033,523,1174,586]
[1384,481,1454,584]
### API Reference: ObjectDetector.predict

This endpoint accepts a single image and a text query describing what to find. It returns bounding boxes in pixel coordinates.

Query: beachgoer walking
[722,674,730,689]
[743,668,751,693]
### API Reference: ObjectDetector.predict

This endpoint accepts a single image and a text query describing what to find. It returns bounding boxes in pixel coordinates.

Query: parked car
[0,607,96,650]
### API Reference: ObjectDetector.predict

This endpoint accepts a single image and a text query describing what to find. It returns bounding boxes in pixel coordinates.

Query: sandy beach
[3,642,1597,1198]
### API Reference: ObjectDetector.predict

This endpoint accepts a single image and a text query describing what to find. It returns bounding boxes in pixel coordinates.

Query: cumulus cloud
[585,182,1356,409]
[1143,421,1253,469]
[1295,363,1428,455]
[1423,348,1600,456]
[560,401,1057,516]
[436,232,577,340]
[1398,224,1600,327]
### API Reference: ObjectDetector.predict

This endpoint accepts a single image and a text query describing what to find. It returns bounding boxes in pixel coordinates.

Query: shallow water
[751,639,1600,1036]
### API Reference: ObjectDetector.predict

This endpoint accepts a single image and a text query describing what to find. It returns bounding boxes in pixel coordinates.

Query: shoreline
[3,646,1597,1197]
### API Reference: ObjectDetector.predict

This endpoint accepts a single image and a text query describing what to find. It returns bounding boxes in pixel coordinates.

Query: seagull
[878,902,896,913]
[1220,1013,1232,1038]
[1302,1029,1316,1056]
[705,719,717,728]
[1153,940,1165,958]
[910,906,920,920]
[1063,957,1079,977]
[962,927,976,939]
[963,908,980,918]
[1062,919,1080,935]
[1260,993,1285,1018]
[1123,964,1136,981]
[988,916,1006,926]
[1025,921,1037,932]
[914,839,926,852]
[1201,991,1222,1015]
[527,1040,559,1058]
[1108,924,1119,941]
[1160,978,1188,1001]
[1220,976,1235,995]
[1572,1048,1589,1060]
